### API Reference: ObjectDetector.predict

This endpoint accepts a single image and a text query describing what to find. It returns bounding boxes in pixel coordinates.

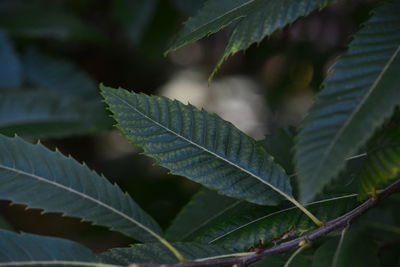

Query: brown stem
[133,179,400,267]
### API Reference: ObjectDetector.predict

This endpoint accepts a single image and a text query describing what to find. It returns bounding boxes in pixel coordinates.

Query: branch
[133,179,400,267]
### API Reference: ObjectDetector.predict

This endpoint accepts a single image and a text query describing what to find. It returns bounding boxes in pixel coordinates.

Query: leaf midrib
[0,164,161,241]
[173,0,260,46]
[109,90,292,203]
[311,45,400,182]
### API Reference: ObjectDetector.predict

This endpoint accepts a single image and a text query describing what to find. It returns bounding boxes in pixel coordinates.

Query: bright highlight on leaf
[357,126,400,199]
[167,0,329,79]
[296,0,400,203]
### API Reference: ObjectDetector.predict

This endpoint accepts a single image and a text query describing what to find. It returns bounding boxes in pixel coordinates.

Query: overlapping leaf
[191,195,357,251]
[357,126,400,199]
[296,0,400,202]
[166,189,253,241]
[101,85,292,206]
[0,134,162,243]
[167,0,329,78]
[167,128,297,241]
[0,230,110,267]
[0,90,110,138]
[99,242,232,265]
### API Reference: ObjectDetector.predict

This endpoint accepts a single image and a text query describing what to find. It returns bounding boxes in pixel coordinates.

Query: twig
[131,179,400,267]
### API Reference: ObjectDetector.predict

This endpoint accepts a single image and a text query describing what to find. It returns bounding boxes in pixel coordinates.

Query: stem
[133,178,400,267]
[159,238,186,263]
[331,225,349,267]
[288,197,324,226]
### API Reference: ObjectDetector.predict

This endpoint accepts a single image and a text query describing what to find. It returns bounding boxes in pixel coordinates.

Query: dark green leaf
[296,0,400,202]
[166,188,254,241]
[191,195,357,251]
[101,85,292,206]
[251,253,311,267]
[0,230,107,267]
[99,242,232,265]
[311,231,379,267]
[0,90,110,138]
[0,31,21,87]
[0,134,162,243]
[167,0,329,77]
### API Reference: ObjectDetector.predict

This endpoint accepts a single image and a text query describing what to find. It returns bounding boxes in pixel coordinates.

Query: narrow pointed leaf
[0,31,21,87]
[296,0,400,202]
[99,242,232,265]
[166,189,253,241]
[0,134,162,243]
[191,195,357,251]
[0,230,113,267]
[357,126,400,199]
[101,85,292,206]
[167,0,329,78]
[0,90,110,138]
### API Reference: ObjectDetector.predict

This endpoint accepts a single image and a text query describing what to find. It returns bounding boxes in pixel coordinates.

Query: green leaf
[167,128,297,241]
[0,2,102,42]
[166,188,254,241]
[0,134,162,243]
[357,126,400,198]
[99,242,232,265]
[167,0,328,78]
[296,0,400,203]
[311,231,379,267]
[113,0,157,45]
[259,128,296,175]
[101,85,292,206]
[0,89,110,138]
[0,230,111,267]
[191,195,357,251]
[23,49,97,97]
[0,31,21,87]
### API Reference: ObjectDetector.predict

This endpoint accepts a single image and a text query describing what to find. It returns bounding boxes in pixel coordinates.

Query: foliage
[0,0,399,267]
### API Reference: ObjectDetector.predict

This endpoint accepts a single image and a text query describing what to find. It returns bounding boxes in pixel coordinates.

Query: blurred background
[0,0,378,252]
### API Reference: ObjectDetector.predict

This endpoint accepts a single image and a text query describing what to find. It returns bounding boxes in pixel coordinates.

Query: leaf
[0,1,102,42]
[0,31,21,87]
[0,89,110,138]
[357,126,400,198]
[296,0,400,203]
[190,195,357,251]
[113,0,157,45]
[166,188,254,241]
[311,231,379,267]
[101,85,292,206]
[259,128,296,175]
[0,134,162,243]
[23,49,97,97]
[167,0,329,78]
[0,230,110,267]
[167,128,297,241]
[98,242,232,265]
